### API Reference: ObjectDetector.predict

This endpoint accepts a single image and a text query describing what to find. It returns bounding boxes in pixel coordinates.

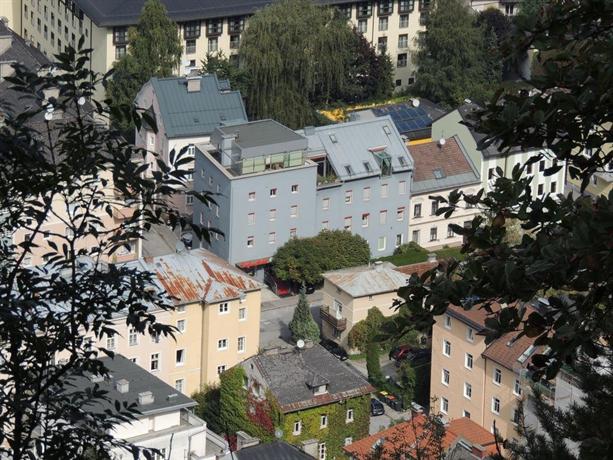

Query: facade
[469,0,519,16]
[319,261,409,348]
[65,355,230,460]
[407,136,481,249]
[90,248,262,395]
[431,103,567,200]
[9,0,426,97]
[134,74,248,215]
[193,117,413,278]
[241,343,374,460]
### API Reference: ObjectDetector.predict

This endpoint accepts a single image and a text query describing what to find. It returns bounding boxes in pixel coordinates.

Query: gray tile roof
[150,74,247,139]
[246,345,373,412]
[236,441,313,460]
[323,262,409,298]
[64,355,195,416]
[219,119,305,150]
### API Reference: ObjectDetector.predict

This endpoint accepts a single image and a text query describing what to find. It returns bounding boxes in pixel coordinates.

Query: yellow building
[92,248,262,396]
[430,304,540,441]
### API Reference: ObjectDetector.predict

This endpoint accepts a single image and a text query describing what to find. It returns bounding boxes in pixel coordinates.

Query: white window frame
[175,379,185,393]
[381,183,388,198]
[345,190,353,204]
[442,368,450,386]
[379,210,387,224]
[239,307,247,321]
[492,397,500,414]
[217,364,226,375]
[291,184,299,193]
[176,349,185,366]
[344,437,353,446]
[247,236,254,247]
[399,180,406,195]
[150,353,160,372]
[466,326,474,342]
[320,414,328,428]
[177,319,186,333]
[441,397,448,414]
[346,409,354,423]
[318,443,326,460]
[493,368,502,385]
[362,213,369,227]
[463,409,471,418]
[219,302,229,314]
[270,188,277,198]
[106,336,115,351]
[464,382,472,399]
[269,232,276,244]
[290,205,298,218]
[238,336,246,353]
[217,338,228,350]
[248,212,255,225]
[128,328,138,346]
[293,420,302,435]
[322,197,330,210]
[377,236,386,252]
[465,353,473,369]
[269,208,277,221]
[363,187,371,201]
[514,379,522,396]
[443,340,451,357]
[248,192,256,201]
[444,315,452,329]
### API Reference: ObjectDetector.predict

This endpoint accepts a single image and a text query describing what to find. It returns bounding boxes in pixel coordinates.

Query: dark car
[395,348,431,367]
[389,344,413,361]
[320,339,348,361]
[370,398,385,416]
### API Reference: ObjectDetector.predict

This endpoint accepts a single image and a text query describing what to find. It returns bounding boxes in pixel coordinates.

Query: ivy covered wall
[281,394,370,459]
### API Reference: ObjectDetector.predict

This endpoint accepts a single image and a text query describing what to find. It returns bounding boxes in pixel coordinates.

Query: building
[431,102,567,199]
[344,414,497,459]
[407,136,481,249]
[91,248,262,395]
[193,117,413,278]
[241,343,374,460]
[8,0,426,97]
[429,303,544,440]
[469,0,519,16]
[235,440,313,460]
[319,261,409,348]
[134,73,248,215]
[64,355,230,460]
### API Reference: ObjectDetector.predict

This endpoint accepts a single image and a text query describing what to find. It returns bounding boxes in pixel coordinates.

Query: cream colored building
[91,248,262,396]
[407,136,481,249]
[8,0,426,99]
[430,304,541,441]
[320,261,408,349]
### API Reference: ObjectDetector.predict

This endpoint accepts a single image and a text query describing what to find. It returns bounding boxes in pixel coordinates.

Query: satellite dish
[77,96,86,106]
[296,339,305,349]
[46,103,54,113]
[274,428,284,439]
[438,138,446,147]
[44,111,53,121]
[411,98,420,108]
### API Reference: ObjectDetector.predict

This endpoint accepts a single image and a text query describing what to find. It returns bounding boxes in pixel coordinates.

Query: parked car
[370,398,385,416]
[395,348,431,367]
[320,339,348,361]
[389,344,413,361]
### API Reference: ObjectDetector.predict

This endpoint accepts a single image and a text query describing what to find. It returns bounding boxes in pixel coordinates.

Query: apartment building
[469,0,520,16]
[320,261,409,348]
[9,0,426,96]
[430,303,541,441]
[431,102,567,199]
[193,117,413,279]
[134,73,247,214]
[65,355,231,460]
[91,248,262,396]
[407,136,481,249]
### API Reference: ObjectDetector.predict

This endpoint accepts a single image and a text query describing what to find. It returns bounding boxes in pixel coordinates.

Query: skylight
[329,134,338,143]
[363,161,373,172]
[433,168,445,179]
[517,345,536,363]
[398,156,408,167]
[344,165,354,175]
[383,125,392,135]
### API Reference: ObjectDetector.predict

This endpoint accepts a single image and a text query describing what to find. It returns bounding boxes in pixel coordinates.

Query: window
[357,19,368,33]
[551,181,557,193]
[363,187,371,201]
[269,232,276,244]
[378,0,393,14]
[441,397,449,414]
[106,336,115,351]
[206,19,222,36]
[526,162,533,174]
[442,369,450,385]
[538,183,544,195]
[268,209,277,221]
[345,190,353,204]
[412,230,420,243]
[414,203,422,217]
[362,213,369,227]
[344,437,353,446]
[291,184,299,193]
[217,339,228,350]
[289,228,297,239]
[229,16,245,33]
[379,210,387,224]
[320,414,328,428]
[430,227,438,241]
[150,353,159,372]
[217,365,226,375]
[465,353,473,369]
[208,37,218,52]
[175,379,185,393]
[431,200,439,215]
[492,397,500,414]
[186,195,194,206]
[397,207,405,221]
[322,198,330,210]
[248,192,256,201]
[113,26,128,45]
[230,34,240,49]
[239,307,247,320]
[219,303,229,314]
[357,2,372,18]
[377,237,386,252]
[270,188,277,197]
[514,379,522,396]
[247,236,254,247]
[318,443,326,460]
[344,216,352,231]
[177,319,186,333]
[466,327,474,342]
[378,17,388,31]
[184,20,201,39]
[444,315,452,329]
[238,336,246,353]
[248,212,255,225]
[377,36,387,53]
[494,368,502,385]
[185,38,196,54]
[539,160,546,172]
[129,328,138,346]
[364,161,373,173]
[176,349,185,365]
[463,410,471,418]
[293,420,302,435]
[151,332,161,344]
[513,408,521,424]
[290,205,298,218]
[464,382,472,399]
[397,53,408,67]
[321,221,329,230]
[399,0,415,12]
[395,233,403,247]
[399,181,406,195]
[381,183,389,198]
[447,225,455,238]
[115,45,126,60]
[443,340,451,357]
[399,14,409,28]
[338,4,352,18]
[346,409,354,423]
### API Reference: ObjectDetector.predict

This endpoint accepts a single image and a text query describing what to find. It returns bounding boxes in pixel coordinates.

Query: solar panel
[372,103,433,134]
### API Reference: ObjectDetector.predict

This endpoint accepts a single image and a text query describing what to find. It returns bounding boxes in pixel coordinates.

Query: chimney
[89,374,104,383]
[43,87,60,102]
[115,378,129,394]
[138,391,155,405]
[186,75,201,93]
[427,253,437,263]
[373,260,383,271]
[236,431,260,451]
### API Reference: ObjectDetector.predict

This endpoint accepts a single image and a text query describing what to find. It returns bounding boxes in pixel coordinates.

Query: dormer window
[314,384,328,395]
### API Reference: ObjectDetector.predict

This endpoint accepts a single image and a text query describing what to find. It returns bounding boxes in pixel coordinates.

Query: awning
[237,258,271,269]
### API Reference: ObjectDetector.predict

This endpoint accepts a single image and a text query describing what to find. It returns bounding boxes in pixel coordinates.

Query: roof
[394,260,439,277]
[64,355,195,416]
[300,116,413,181]
[138,248,261,304]
[343,415,497,459]
[149,74,247,138]
[74,0,351,27]
[246,344,374,412]
[408,136,480,194]
[218,119,305,150]
[236,441,313,460]
[323,262,409,298]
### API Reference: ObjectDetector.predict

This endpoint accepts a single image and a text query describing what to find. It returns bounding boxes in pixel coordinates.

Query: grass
[375,245,465,267]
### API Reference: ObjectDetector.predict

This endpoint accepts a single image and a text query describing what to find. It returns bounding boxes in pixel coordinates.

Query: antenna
[296,339,305,349]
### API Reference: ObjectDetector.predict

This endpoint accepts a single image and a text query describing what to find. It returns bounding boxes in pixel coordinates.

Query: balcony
[320,306,347,332]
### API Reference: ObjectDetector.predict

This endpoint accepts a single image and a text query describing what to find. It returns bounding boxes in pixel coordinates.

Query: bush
[192,385,222,433]
[366,341,383,385]
[349,308,386,352]
[393,241,427,256]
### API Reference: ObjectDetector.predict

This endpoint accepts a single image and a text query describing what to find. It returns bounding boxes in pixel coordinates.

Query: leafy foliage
[106,0,182,135]
[397,361,417,409]
[219,367,250,437]
[192,385,222,434]
[349,308,386,353]
[289,285,321,343]
[0,44,211,459]
[477,8,512,48]
[200,51,250,96]
[366,341,383,385]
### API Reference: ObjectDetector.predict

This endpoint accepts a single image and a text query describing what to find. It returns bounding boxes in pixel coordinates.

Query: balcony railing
[320,306,347,332]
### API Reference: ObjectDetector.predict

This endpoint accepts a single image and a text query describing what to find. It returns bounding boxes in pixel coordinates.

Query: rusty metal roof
[139,248,261,305]
[323,262,409,298]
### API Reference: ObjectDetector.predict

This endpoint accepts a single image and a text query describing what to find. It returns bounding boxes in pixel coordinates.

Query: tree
[348,308,387,352]
[316,230,371,273]
[0,46,211,459]
[397,361,417,409]
[288,285,320,343]
[192,385,222,434]
[239,0,355,128]
[366,341,383,385]
[477,8,511,48]
[106,0,182,135]
[200,51,250,96]
[415,0,501,107]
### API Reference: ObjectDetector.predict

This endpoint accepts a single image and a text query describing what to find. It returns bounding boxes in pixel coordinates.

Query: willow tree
[240,0,354,128]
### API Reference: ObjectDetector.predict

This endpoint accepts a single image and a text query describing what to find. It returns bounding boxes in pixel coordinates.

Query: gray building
[193,117,413,278]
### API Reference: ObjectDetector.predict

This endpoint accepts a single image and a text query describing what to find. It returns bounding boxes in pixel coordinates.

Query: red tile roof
[409,136,476,182]
[394,260,439,277]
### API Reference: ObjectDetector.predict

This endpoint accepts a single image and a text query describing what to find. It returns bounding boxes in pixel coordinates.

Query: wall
[482,362,522,440]
[1,0,21,32]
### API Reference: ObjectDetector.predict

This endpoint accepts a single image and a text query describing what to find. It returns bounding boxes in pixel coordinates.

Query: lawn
[375,245,465,267]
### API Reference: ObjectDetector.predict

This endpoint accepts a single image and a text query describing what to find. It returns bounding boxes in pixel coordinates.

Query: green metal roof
[150,74,247,139]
